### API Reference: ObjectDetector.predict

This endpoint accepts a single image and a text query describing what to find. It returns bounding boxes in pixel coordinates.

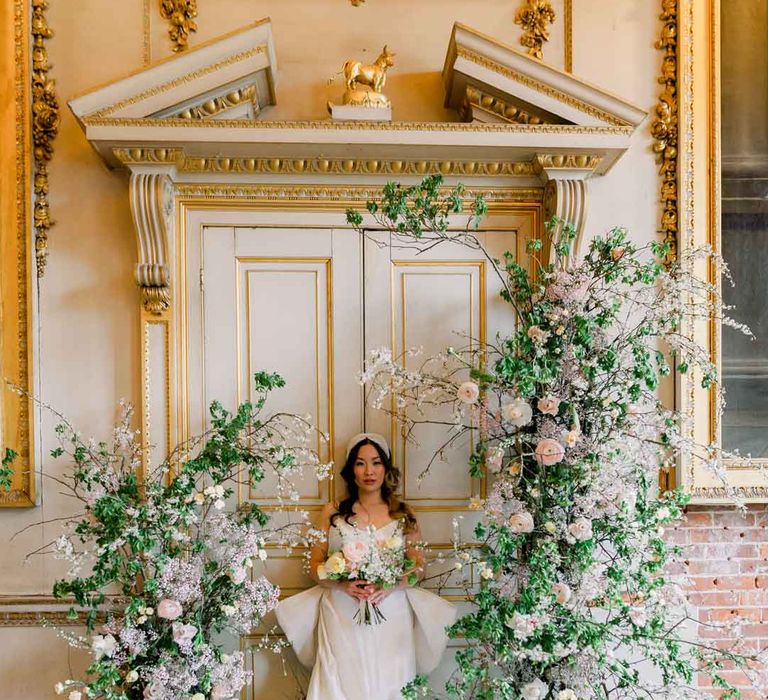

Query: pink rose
[172,622,196,647]
[534,438,565,466]
[156,598,183,620]
[342,539,369,563]
[611,246,626,261]
[457,381,480,404]
[537,396,560,416]
[211,685,230,699]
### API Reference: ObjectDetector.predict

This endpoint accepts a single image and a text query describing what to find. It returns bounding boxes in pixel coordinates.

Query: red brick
[711,511,757,527]
[712,575,759,590]
[739,589,768,606]
[688,559,741,575]
[685,511,714,527]
[688,591,740,607]
[707,607,762,623]
[690,528,764,544]
[740,559,763,574]
[742,623,768,637]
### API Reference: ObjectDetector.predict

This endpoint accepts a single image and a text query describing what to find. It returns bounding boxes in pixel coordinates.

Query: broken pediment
[443,23,646,129]
[69,19,277,127]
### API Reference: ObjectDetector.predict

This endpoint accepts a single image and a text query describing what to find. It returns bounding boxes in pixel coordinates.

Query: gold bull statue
[342,45,395,95]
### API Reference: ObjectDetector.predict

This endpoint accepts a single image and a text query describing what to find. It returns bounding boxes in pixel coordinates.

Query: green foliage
[0,447,16,491]
[347,178,758,700]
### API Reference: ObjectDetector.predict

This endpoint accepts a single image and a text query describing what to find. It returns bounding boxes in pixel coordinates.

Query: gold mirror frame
[0,0,36,507]
[674,0,768,501]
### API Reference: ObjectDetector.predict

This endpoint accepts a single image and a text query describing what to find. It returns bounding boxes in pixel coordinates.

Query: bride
[276,433,457,700]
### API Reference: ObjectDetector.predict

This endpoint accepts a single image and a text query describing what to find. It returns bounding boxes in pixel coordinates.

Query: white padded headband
[345,432,391,460]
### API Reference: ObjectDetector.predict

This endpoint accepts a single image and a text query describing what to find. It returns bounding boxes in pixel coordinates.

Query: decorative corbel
[534,154,601,262]
[129,170,174,315]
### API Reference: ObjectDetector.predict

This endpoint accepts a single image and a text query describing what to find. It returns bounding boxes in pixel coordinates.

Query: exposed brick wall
[671,505,768,699]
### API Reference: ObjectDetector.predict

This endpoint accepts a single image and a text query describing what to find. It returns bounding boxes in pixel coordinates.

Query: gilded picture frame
[675,0,768,502]
[0,0,37,507]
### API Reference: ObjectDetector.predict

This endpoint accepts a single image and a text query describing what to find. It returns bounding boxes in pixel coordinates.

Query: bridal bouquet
[318,525,418,624]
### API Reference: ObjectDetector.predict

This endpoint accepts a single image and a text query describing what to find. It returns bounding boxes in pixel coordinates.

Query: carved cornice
[175,183,544,206]
[30,0,59,276]
[171,84,259,120]
[129,172,174,315]
[653,0,679,263]
[514,0,556,61]
[86,116,635,136]
[90,47,266,119]
[455,47,627,127]
[113,147,538,178]
[159,0,198,53]
[461,85,551,125]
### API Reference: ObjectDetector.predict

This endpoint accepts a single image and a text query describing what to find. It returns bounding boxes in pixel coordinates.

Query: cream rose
[568,518,593,542]
[508,511,535,534]
[325,551,346,576]
[501,398,532,427]
[534,438,565,466]
[558,690,578,700]
[457,381,480,404]
[521,678,548,700]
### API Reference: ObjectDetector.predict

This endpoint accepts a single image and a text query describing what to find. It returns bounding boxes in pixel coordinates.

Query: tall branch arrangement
[346,175,765,700]
[27,372,330,700]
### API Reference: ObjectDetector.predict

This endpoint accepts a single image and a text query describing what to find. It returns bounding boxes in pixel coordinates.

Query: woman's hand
[338,579,372,601]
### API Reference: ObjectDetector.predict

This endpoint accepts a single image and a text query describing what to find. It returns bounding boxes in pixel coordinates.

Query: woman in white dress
[276,433,457,700]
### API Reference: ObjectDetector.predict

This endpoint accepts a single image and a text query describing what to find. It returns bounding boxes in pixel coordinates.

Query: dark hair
[331,438,417,532]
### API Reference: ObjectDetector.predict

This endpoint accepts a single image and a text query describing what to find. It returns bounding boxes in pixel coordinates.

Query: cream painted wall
[0,1,661,697]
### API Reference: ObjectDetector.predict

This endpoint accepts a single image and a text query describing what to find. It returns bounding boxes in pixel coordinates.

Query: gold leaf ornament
[159,0,198,53]
[515,0,556,60]
[31,0,60,276]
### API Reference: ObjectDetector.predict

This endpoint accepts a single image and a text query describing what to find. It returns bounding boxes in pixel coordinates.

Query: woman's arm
[308,503,370,600]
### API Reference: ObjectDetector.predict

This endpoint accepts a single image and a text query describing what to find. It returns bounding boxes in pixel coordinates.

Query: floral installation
[317,523,418,624]
[13,372,330,700]
[346,175,767,700]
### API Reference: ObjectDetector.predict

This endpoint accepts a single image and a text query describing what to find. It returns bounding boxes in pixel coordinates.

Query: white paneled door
[183,210,532,697]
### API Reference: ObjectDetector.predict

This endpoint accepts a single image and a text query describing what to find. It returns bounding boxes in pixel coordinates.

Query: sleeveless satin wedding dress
[276,519,457,700]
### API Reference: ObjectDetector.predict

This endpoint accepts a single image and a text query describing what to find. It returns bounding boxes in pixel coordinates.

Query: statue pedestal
[327,102,392,122]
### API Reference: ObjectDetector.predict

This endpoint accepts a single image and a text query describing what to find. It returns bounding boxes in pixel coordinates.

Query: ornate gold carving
[172,84,258,119]
[30,0,59,276]
[514,0,556,60]
[86,115,635,136]
[462,86,551,125]
[455,47,628,127]
[341,46,395,108]
[653,0,679,263]
[175,183,544,206]
[91,47,265,119]
[159,0,198,53]
[112,147,539,177]
[532,153,603,172]
[1,0,35,507]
